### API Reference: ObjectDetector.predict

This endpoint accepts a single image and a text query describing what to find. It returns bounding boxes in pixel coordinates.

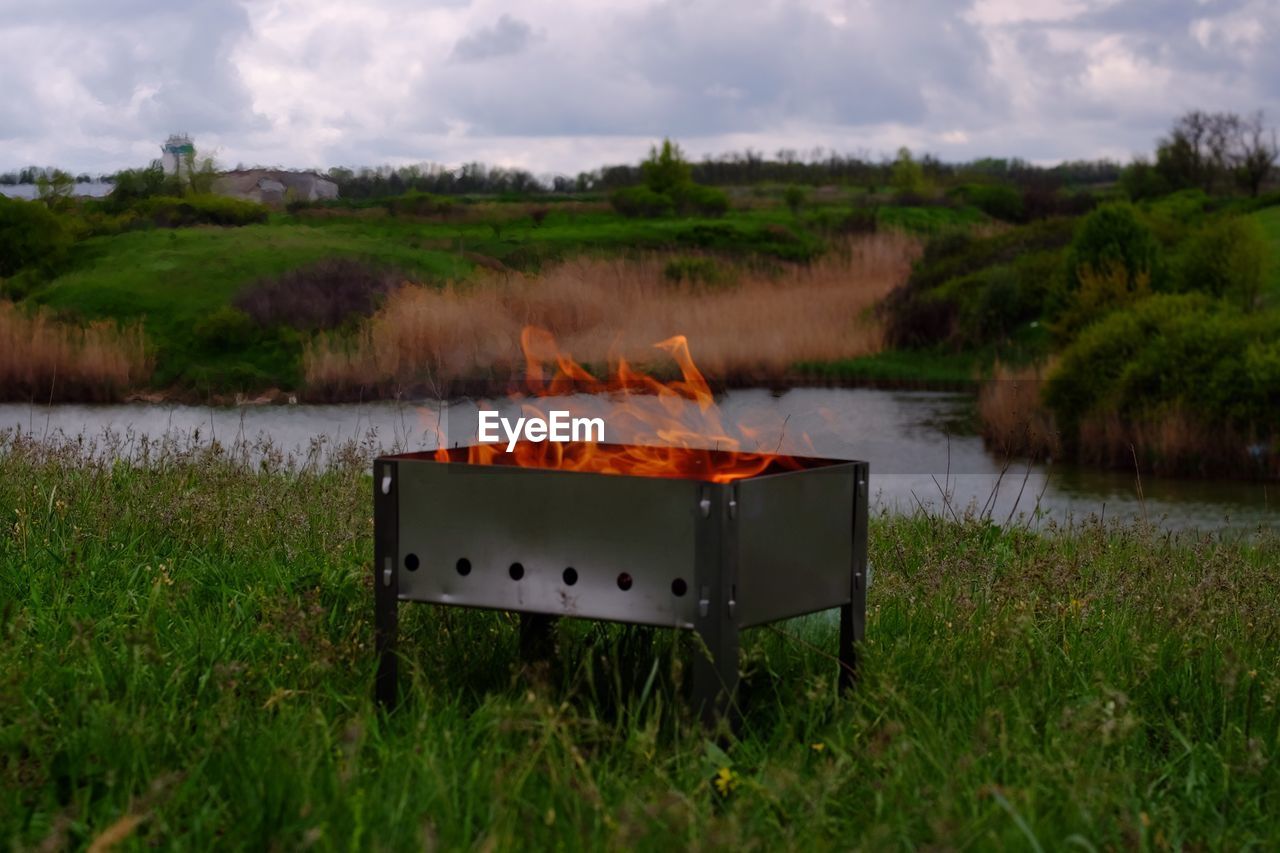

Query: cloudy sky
[1,0,1277,176]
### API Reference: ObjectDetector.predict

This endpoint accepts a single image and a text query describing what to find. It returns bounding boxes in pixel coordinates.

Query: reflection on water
[1,388,1274,534]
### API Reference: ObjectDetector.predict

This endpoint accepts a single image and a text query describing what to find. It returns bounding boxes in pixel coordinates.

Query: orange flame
[432,326,807,482]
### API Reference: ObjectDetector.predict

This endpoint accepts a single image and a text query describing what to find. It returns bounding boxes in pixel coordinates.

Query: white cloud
[0,0,1278,175]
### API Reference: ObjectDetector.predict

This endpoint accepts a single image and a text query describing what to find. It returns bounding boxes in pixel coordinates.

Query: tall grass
[303,232,920,397]
[977,361,1061,460]
[977,362,1279,478]
[1075,408,1279,479]
[1,431,1277,848]
[0,301,151,401]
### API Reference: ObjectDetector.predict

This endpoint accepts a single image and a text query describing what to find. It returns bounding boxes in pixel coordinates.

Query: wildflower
[712,767,739,796]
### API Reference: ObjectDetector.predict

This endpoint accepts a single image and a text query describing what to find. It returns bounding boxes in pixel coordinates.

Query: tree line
[4,109,1274,201]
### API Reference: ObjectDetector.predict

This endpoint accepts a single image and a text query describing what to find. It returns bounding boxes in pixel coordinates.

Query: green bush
[804,207,877,235]
[1118,160,1171,202]
[105,163,179,212]
[641,139,693,194]
[783,186,808,214]
[385,190,456,217]
[610,186,674,218]
[1176,216,1267,310]
[883,219,1076,348]
[134,195,269,228]
[1044,294,1280,438]
[662,256,729,288]
[1064,202,1163,293]
[0,196,73,278]
[673,184,729,217]
[953,184,1025,222]
[954,250,1060,345]
[193,306,256,352]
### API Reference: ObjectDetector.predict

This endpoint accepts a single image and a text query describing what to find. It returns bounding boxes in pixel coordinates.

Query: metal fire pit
[373,443,868,720]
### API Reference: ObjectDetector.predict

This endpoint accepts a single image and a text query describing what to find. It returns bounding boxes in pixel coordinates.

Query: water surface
[2,388,1273,535]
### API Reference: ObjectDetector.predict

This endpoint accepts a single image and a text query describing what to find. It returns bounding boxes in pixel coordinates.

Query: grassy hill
[17,200,980,396]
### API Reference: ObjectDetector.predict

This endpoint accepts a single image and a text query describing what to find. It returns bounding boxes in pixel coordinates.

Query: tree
[641,139,692,195]
[1064,202,1163,294]
[0,196,72,278]
[36,169,75,212]
[890,147,926,194]
[1155,109,1277,195]
[1235,111,1277,197]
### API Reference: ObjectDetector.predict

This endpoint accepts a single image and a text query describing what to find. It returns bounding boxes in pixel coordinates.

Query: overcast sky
[1,0,1277,176]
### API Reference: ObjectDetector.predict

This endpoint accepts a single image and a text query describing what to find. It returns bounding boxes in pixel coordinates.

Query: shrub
[641,139,693,195]
[883,220,1076,348]
[610,186,674,218]
[1176,216,1267,310]
[0,196,72,278]
[193,306,256,352]
[133,195,269,228]
[662,256,729,288]
[233,258,402,330]
[804,207,877,235]
[105,162,179,211]
[385,191,456,218]
[784,186,808,214]
[1044,294,1280,442]
[961,267,1026,343]
[1052,262,1152,338]
[890,147,926,195]
[953,184,1025,223]
[674,184,729,217]
[1064,202,1163,294]
[1119,159,1171,202]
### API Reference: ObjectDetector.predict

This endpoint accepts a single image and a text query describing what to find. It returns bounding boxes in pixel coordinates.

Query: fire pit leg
[519,613,558,663]
[374,461,400,709]
[691,483,740,724]
[839,463,869,690]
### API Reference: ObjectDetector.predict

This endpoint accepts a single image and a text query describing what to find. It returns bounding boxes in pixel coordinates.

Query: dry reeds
[303,232,920,397]
[980,363,1279,478]
[0,302,151,401]
[977,361,1061,460]
[1076,408,1278,479]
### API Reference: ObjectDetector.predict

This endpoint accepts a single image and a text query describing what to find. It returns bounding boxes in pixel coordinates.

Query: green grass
[17,202,980,395]
[31,224,471,390]
[3,433,1278,848]
[875,203,986,233]
[1251,206,1280,307]
[795,349,983,387]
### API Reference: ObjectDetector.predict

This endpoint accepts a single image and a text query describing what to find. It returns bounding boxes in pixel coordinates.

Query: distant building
[212,169,339,207]
[162,133,196,178]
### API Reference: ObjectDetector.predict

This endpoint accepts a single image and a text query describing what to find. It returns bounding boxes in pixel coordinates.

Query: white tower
[161,133,195,178]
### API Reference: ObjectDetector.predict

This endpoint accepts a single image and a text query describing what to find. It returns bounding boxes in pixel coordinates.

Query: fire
[432,326,805,482]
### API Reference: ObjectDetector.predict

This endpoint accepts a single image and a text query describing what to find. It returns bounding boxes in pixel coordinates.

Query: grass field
[1253,206,1280,308]
[794,349,983,387]
[11,201,983,397]
[2,432,1277,849]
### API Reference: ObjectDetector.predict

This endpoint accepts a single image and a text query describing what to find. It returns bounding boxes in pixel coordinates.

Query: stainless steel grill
[373,443,868,720]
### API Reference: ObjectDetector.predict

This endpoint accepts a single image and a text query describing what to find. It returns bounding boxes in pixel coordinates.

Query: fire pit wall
[374,449,868,720]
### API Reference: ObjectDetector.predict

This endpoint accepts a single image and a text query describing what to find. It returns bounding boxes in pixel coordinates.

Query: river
[2,388,1274,535]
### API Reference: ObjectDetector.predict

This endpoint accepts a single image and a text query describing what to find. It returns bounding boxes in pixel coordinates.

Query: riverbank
[2,437,1277,848]
[3,390,1275,533]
